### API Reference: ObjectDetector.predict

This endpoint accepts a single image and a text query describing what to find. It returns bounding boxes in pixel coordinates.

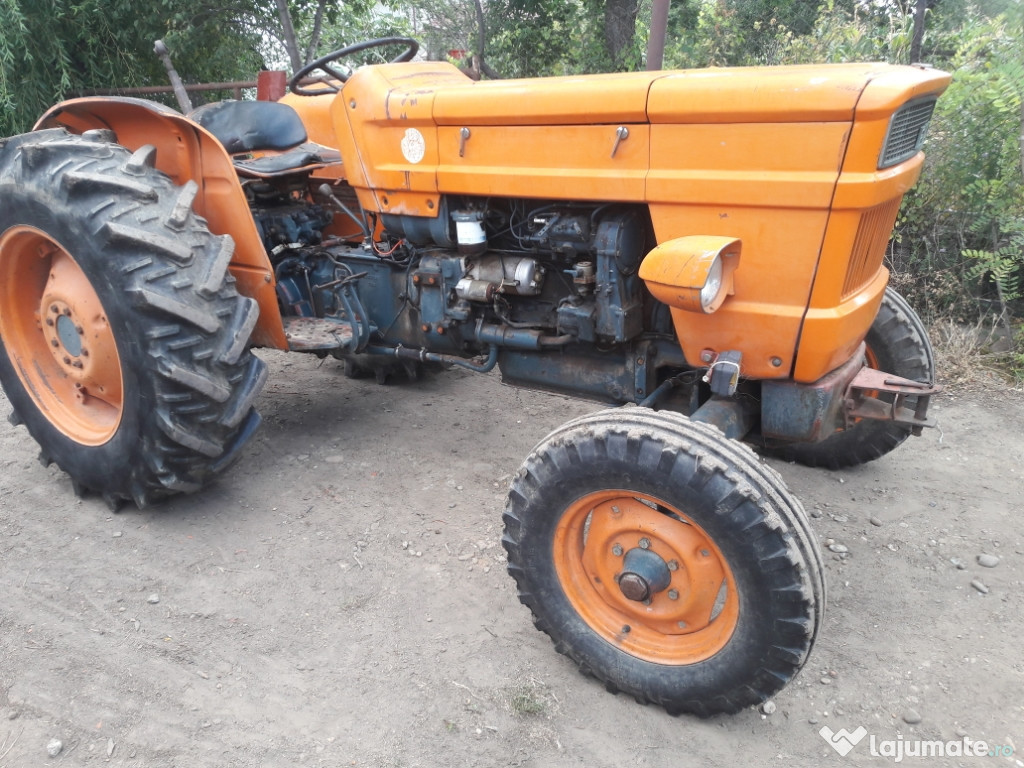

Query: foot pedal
[282,317,355,352]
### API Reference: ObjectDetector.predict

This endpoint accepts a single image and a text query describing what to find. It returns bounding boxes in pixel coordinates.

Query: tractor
[0,38,949,716]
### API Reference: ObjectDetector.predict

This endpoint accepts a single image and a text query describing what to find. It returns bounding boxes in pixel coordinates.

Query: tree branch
[305,0,328,65]
[274,0,303,73]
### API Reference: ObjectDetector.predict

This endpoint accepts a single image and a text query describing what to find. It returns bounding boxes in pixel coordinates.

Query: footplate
[282,317,355,352]
[844,368,941,435]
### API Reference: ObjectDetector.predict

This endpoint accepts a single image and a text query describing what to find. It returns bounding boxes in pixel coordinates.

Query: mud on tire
[503,407,824,717]
[0,129,267,508]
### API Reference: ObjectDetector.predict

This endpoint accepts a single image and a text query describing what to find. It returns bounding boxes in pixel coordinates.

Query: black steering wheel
[288,37,420,96]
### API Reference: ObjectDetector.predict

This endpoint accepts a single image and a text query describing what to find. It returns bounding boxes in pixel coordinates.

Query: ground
[0,351,1020,767]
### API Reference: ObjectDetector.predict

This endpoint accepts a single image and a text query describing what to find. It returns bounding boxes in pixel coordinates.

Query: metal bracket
[844,368,942,435]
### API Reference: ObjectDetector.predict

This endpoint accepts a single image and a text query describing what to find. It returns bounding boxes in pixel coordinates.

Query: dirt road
[0,351,1020,767]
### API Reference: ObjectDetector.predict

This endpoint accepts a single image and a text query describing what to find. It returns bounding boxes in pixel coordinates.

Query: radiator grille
[879,98,936,169]
[842,198,902,298]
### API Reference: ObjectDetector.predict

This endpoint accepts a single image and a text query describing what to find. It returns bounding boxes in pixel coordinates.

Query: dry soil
[0,350,1020,767]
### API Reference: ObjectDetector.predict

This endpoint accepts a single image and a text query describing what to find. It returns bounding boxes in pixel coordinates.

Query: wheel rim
[553,490,739,664]
[0,226,124,444]
[864,343,880,369]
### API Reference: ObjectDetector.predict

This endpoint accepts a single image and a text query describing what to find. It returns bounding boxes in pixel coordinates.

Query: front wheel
[763,287,934,469]
[503,408,824,716]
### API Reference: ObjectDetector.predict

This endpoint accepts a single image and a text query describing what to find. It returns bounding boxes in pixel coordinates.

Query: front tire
[764,287,934,469]
[503,408,824,716]
[0,129,267,508]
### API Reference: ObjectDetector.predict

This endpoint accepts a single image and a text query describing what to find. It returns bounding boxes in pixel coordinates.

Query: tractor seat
[189,100,340,177]
[190,100,308,153]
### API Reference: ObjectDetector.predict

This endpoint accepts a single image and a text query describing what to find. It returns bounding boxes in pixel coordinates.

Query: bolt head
[667,559,678,571]
[638,537,651,550]
[612,544,623,557]
[700,549,711,557]
[668,589,679,600]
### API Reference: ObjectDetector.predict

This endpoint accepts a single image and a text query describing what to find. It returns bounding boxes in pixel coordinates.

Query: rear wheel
[0,129,267,508]
[503,408,824,716]
[765,287,933,469]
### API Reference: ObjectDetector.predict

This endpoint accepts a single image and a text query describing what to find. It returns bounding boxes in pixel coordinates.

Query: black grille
[879,98,936,169]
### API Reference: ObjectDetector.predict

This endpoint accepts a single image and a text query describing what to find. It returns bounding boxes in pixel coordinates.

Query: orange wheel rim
[864,344,880,369]
[0,226,124,444]
[553,490,739,664]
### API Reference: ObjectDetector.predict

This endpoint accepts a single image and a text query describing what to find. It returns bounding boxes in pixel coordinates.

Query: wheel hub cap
[618,547,671,601]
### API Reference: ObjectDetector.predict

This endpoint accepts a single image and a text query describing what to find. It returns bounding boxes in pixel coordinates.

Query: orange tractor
[0,39,948,715]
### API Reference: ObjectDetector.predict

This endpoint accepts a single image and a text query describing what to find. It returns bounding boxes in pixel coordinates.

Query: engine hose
[365,344,499,373]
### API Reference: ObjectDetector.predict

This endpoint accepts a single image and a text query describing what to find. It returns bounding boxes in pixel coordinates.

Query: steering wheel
[288,37,420,96]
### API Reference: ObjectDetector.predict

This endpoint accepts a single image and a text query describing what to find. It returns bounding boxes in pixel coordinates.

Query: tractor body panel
[308,61,948,381]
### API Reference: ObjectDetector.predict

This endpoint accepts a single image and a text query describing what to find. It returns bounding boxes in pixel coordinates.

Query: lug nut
[621,625,631,634]
[677,621,688,629]
[50,305,59,314]
[612,544,623,557]
[639,537,651,550]
[700,549,711,557]
[62,356,70,364]
[667,559,678,571]
[50,339,59,347]
[75,325,84,335]
[45,318,54,327]
[71,360,83,369]
[668,589,679,600]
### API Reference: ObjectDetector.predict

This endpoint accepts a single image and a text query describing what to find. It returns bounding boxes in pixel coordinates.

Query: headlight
[639,236,740,314]
[700,257,724,311]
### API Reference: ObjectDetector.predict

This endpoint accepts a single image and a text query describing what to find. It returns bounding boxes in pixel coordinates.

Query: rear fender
[34,97,287,349]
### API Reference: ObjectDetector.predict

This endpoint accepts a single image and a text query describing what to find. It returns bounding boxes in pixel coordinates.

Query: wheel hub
[42,300,88,374]
[618,547,672,601]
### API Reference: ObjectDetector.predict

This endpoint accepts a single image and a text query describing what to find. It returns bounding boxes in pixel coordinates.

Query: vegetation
[0,0,1020,378]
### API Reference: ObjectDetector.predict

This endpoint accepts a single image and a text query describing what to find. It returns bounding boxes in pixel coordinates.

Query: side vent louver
[879,98,937,169]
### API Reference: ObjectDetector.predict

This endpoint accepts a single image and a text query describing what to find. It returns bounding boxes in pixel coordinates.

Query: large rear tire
[763,287,933,469]
[0,129,267,508]
[503,408,824,716]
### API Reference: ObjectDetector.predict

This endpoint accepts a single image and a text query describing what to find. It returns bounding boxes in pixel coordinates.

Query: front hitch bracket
[843,368,941,436]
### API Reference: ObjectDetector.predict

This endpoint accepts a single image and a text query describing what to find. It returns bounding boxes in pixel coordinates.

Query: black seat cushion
[233,151,323,175]
[189,100,308,154]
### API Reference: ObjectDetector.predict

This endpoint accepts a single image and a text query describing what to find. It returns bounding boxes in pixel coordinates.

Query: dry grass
[929,316,1019,390]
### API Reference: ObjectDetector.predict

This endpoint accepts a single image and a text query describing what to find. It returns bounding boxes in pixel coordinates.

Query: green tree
[0,0,265,136]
